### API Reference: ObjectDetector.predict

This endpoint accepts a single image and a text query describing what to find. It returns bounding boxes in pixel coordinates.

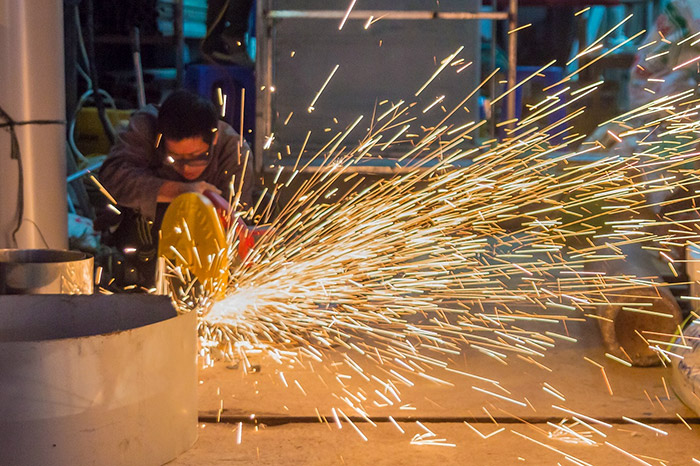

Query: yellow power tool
[157,192,229,297]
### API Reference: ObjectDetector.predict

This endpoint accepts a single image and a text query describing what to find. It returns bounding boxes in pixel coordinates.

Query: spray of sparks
[158,16,700,463]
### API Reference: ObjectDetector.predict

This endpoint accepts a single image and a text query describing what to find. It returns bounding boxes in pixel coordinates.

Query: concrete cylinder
[0,249,93,294]
[0,0,68,249]
[0,294,198,466]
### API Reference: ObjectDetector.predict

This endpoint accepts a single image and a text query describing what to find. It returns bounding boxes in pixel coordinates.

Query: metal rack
[254,1,519,172]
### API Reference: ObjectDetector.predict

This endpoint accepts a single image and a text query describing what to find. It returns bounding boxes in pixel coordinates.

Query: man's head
[158,90,219,180]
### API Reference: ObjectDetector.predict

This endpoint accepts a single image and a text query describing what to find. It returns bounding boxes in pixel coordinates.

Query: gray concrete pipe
[0,295,198,466]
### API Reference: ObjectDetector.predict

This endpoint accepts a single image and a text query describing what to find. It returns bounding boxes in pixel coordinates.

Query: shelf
[94,34,194,45]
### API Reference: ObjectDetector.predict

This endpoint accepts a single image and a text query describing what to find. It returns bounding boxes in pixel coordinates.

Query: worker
[99,89,254,287]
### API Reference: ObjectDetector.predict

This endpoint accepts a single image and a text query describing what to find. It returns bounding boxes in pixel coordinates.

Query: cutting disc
[158,192,229,296]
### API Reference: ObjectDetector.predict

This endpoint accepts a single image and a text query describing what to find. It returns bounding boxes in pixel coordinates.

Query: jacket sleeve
[98,111,165,220]
[214,124,255,210]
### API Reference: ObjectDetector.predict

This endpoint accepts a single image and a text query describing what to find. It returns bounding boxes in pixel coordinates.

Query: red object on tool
[203,190,233,229]
[202,190,271,261]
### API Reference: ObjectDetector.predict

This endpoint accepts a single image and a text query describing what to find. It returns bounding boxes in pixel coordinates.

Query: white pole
[0,0,68,249]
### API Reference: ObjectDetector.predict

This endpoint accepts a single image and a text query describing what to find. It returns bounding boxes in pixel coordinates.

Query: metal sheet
[0,295,198,466]
[0,249,93,294]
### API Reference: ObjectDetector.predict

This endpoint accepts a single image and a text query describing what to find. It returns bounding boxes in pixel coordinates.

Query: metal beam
[267,10,509,21]
[507,0,519,122]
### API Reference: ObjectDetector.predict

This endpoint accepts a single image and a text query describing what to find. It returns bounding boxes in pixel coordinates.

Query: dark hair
[157,90,218,144]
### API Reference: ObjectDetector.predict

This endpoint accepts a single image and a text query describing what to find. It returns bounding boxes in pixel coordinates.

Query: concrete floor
[171,422,698,465]
[169,317,700,465]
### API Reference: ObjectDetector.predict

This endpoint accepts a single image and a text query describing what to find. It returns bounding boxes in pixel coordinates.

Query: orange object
[202,190,271,262]
[203,190,233,229]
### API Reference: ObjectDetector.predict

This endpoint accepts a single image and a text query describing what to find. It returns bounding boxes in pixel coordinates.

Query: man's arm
[99,109,168,220]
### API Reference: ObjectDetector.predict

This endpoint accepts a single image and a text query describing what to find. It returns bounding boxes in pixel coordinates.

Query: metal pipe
[267,10,509,21]
[0,0,68,249]
[0,249,93,294]
[130,27,146,108]
[506,0,518,122]
[490,0,497,137]
[255,0,273,173]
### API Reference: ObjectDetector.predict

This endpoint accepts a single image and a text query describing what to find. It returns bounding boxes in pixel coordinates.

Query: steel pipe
[0,0,68,249]
[0,249,93,294]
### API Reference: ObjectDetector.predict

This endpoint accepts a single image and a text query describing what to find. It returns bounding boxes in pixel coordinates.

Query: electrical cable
[74,4,91,76]
[68,88,116,164]
[0,104,65,246]
[203,0,231,43]
[74,4,92,89]
[76,62,92,89]
[70,3,117,164]
[200,0,232,63]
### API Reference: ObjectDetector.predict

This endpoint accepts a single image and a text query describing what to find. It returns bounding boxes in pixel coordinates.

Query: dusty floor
[167,315,700,465]
[171,422,698,465]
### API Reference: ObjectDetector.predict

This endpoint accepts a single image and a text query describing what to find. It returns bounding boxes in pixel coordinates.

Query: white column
[0,0,68,249]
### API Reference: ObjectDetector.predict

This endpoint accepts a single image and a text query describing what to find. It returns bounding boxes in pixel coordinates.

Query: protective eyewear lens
[165,149,210,167]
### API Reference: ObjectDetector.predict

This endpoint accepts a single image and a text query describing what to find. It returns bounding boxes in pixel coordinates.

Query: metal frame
[255,1,519,173]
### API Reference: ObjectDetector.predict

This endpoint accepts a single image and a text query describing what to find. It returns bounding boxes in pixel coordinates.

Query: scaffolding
[254,0,519,172]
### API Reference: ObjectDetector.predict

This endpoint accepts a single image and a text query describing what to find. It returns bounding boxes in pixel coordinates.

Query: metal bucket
[0,249,93,294]
[0,294,198,465]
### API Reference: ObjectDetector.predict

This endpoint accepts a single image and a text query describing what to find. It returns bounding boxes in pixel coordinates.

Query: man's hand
[183,181,221,195]
[157,180,221,203]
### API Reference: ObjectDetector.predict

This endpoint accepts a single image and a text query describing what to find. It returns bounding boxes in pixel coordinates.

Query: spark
[464,421,505,439]
[388,416,404,434]
[508,23,532,34]
[107,204,121,215]
[673,54,700,71]
[422,95,445,113]
[415,46,464,96]
[676,413,693,430]
[604,441,655,466]
[338,408,368,441]
[511,430,593,466]
[604,352,632,367]
[308,65,340,112]
[153,22,700,457]
[472,386,527,407]
[622,416,668,436]
[338,0,357,31]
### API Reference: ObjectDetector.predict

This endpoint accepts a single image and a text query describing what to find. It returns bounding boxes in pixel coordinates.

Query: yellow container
[74,107,134,155]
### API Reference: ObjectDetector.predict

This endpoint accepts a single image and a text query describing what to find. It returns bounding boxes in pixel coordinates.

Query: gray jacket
[99,105,254,220]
